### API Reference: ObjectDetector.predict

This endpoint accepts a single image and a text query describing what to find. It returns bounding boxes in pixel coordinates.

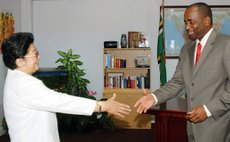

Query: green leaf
[71,54,80,59]
[55,58,62,63]
[67,49,72,55]
[74,60,83,65]
[57,51,67,57]
[82,78,90,83]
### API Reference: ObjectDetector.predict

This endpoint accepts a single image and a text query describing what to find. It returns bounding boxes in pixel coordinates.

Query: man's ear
[16,58,25,68]
[204,16,211,26]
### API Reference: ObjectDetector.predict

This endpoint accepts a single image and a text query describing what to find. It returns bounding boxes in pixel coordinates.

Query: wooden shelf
[104,88,150,93]
[103,47,152,129]
[104,91,151,129]
[104,48,151,51]
[105,67,150,71]
[105,67,150,70]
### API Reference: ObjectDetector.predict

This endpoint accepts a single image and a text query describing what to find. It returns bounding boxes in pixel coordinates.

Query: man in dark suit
[135,2,230,142]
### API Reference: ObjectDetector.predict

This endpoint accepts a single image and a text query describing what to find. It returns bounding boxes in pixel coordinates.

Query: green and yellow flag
[157,4,167,86]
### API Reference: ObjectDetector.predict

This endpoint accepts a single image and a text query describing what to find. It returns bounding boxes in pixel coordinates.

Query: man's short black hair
[189,2,213,25]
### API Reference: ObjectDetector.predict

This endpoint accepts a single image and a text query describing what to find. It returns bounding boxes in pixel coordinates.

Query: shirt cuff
[203,105,212,117]
[151,93,158,105]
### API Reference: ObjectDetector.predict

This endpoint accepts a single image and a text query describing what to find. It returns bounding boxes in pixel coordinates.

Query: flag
[157,4,167,86]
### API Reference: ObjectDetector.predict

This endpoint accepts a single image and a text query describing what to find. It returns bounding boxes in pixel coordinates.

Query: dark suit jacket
[154,30,230,142]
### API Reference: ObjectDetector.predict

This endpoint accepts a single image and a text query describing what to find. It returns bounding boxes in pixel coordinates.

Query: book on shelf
[104,53,111,68]
[104,75,150,89]
[104,53,127,68]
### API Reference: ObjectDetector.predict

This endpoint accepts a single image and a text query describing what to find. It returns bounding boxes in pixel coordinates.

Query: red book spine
[116,58,120,68]
[131,80,136,88]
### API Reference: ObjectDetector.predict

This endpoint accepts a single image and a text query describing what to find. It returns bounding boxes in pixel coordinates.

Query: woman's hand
[98,93,131,118]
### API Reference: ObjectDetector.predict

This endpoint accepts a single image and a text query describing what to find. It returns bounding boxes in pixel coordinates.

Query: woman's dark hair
[2,32,34,69]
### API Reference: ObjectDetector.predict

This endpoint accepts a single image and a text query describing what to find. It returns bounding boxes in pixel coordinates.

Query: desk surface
[33,68,67,76]
[147,108,187,118]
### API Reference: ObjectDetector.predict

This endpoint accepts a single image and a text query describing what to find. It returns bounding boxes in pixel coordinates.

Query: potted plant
[55,49,114,132]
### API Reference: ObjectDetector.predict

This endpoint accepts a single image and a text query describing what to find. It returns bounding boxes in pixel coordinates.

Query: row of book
[104,53,127,68]
[104,75,150,89]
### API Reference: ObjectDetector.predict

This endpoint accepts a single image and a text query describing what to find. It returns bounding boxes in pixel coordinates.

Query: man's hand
[187,105,208,123]
[134,89,156,113]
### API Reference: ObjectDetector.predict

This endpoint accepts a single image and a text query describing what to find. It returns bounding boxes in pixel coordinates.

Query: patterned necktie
[195,42,202,65]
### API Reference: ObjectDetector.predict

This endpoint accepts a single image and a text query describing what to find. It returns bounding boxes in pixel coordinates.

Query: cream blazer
[3,69,96,142]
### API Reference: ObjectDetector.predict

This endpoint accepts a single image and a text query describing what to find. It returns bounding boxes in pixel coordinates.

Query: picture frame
[163,5,230,58]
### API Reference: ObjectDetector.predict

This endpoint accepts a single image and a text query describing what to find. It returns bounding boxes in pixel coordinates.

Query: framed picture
[164,5,230,58]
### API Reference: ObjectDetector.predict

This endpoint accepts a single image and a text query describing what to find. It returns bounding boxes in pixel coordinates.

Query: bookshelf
[103,48,152,129]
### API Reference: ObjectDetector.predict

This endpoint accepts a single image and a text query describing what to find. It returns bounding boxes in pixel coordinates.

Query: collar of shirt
[194,28,213,64]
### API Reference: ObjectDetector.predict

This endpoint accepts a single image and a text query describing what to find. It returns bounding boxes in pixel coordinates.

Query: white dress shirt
[194,28,213,65]
[3,69,96,142]
[193,28,213,117]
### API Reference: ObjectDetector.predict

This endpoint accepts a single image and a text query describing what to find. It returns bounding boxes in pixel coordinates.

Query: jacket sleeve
[154,45,186,104]
[18,76,96,116]
[206,37,230,120]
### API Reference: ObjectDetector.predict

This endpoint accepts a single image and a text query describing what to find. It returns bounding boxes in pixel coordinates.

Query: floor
[0,129,153,142]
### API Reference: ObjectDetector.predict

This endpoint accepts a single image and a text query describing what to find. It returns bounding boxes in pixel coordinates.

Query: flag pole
[159,0,167,110]
[161,0,165,64]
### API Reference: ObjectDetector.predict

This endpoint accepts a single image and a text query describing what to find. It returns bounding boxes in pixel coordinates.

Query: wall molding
[21,0,33,32]
[0,126,6,136]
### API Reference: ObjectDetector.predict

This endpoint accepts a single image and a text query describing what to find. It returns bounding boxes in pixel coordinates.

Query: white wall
[0,58,7,135]
[32,0,230,111]
[32,0,160,99]
[0,0,22,136]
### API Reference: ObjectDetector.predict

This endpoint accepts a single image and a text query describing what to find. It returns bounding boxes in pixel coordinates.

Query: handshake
[101,89,156,118]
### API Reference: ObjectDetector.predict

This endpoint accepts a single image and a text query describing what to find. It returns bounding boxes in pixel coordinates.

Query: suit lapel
[193,30,218,77]
[188,42,196,77]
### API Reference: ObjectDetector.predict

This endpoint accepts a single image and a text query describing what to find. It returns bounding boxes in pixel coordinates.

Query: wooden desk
[147,109,188,142]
